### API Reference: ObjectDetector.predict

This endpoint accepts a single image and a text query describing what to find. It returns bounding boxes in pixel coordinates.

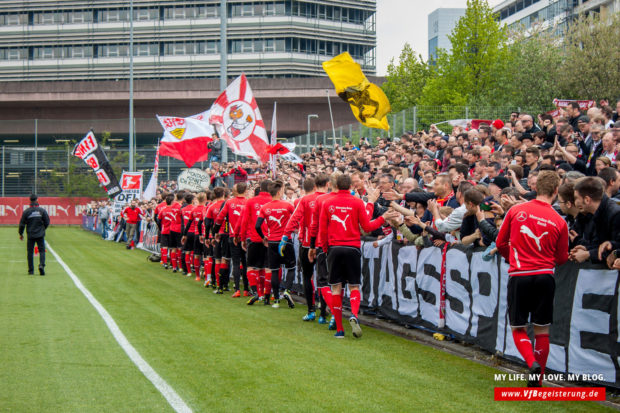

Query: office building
[0,0,377,81]
[494,0,619,37]
[427,8,466,61]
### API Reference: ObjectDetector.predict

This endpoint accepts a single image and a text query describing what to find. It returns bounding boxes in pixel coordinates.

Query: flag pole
[326,89,337,147]
[270,102,277,178]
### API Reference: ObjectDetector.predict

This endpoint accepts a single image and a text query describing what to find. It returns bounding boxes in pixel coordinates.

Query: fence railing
[1,105,554,196]
[289,105,553,154]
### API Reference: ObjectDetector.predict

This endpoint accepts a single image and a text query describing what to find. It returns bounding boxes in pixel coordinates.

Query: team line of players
[153,172,396,338]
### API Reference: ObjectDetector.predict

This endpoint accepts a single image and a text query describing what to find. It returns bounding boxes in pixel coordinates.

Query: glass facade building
[494,0,619,37]
[427,8,465,62]
[0,0,376,81]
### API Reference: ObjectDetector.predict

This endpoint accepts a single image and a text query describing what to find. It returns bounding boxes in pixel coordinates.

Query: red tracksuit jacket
[496,199,569,276]
[215,196,247,237]
[162,203,182,234]
[318,190,385,249]
[283,191,324,247]
[239,192,272,243]
[258,200,294,242]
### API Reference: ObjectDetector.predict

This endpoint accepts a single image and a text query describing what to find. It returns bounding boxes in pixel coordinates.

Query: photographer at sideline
[18,194,50,276]
[207,133,222,167]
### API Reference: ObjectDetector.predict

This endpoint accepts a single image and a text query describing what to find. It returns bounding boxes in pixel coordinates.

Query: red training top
[318,190,385,249]
[496,199,569,277]
[205,200,226,236]
[182,204,196,233]
[162,203,183,234]
[154,201,166,222]
[239,192,272,243]
[215,196,246,237]
[122,206,142,225]
[309,192,338,250]
[283,191,324,247]
[191,204,206,235]
[258,199,294,241]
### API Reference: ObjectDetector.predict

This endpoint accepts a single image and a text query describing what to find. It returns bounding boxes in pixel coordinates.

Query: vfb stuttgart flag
[209,74,270,163]
[157,110,214,168]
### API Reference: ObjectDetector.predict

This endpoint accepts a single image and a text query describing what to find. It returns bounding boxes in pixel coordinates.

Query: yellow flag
[322,52,391,130]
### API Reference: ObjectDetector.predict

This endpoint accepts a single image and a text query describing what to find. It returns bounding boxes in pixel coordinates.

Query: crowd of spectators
[91,99,620,270]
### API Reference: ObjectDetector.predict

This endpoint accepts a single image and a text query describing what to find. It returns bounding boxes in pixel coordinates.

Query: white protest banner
[177,168,211,192]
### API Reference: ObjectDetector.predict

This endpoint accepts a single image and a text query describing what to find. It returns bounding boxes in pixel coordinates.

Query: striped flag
[209,74,270,162]
[157,111,213,168]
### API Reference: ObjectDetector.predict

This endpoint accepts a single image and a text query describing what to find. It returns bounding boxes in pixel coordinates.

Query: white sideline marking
[47,243,192,413]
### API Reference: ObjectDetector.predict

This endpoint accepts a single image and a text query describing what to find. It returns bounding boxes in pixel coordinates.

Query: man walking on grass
[496,170,569,387]
[18,194,50,276]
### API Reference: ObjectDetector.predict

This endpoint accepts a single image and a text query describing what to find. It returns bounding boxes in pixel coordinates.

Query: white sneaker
[349,316,362,338]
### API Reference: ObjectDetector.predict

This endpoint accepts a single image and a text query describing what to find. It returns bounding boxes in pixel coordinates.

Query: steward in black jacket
[18,195,50,275]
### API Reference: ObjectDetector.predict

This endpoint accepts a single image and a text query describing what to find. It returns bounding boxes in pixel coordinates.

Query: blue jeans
[100,219,109,239]
[209,155,220,168]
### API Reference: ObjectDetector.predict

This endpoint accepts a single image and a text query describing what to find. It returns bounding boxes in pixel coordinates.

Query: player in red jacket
[161,193,184,272]
[199,191,215,287]
[204,187,227,293]
[188,192,207,281]
[317,174,393,339]
[180,193,196,275]
[215,182,249,297]
[496,170,569,387]
[154,195,168,267]
[255,180,295,308]
[308,172,340,328]
[281,175,328,321]
[240,180,272,305]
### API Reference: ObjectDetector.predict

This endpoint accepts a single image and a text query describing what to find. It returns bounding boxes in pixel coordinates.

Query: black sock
[320,295,327,317]
[271,275,280,300]
[303,273,314,312]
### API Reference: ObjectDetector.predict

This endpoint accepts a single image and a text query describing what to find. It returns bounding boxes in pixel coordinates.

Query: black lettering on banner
[292,240,620,388]
[420,264,439,305]
[360,241,381,310]
[566,268,618,384]
[416,247,442,327]
[378,243,398,318]
[443,248,471,337]
[469,251,500,350]
[396,244,419,323]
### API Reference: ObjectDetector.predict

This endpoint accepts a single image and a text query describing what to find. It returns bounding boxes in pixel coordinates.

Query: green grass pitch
[0,227,611,412]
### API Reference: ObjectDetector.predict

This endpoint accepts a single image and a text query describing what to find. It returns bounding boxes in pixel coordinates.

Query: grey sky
[376,0,503,75]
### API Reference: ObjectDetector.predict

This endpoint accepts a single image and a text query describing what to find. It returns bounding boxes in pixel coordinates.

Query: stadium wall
[0,197,94,225]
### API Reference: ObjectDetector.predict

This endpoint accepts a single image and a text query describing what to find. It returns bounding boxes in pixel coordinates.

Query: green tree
[491,25,562,109]
[382,43,430,112]
[561,12,620,100]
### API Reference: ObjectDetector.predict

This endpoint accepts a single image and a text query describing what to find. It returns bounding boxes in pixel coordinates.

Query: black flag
[72,131,122,198]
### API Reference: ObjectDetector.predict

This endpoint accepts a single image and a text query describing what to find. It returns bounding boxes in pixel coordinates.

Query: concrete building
[0,0,376,81]
[427,8,466,61]
[494,0,620,37]
[0,76,379,145]
[0,0,379,147]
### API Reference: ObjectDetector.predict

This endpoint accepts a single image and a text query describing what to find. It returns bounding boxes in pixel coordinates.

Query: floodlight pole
[128,0,135,171]
[220,0,228,164]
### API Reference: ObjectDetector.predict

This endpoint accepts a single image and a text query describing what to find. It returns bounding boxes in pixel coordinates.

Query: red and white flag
[157,110,214,168]
[142,141,160,201]
[267,142,303,163]
[270,102,277,177]
[279,143,303,163]
[209,74,270,162]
